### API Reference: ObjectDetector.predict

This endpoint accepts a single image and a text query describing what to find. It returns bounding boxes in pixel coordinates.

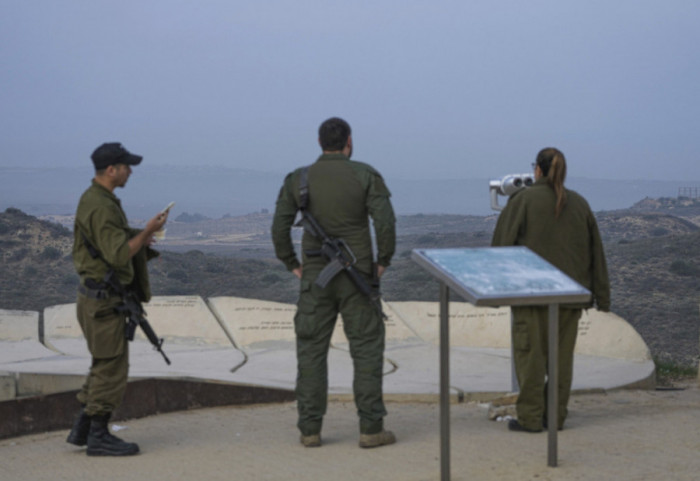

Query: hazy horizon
[3,162,700,184]
[1,165,694,220]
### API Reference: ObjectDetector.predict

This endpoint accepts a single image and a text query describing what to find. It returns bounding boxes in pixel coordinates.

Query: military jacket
[73,180,136,286]
[491,178,610,310]
[271,153,396,275]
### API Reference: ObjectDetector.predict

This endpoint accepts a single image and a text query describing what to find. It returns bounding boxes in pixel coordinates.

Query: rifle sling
[296,166,377,294]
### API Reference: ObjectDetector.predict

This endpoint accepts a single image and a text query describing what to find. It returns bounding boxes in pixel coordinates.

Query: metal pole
[510,311,519,393]
[439,282,451,481]
[547,303,559,467]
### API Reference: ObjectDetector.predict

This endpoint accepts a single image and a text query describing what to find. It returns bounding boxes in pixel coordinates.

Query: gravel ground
[1,383,699,481]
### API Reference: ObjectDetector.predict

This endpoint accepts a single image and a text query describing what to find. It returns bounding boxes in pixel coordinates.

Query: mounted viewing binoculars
[489,173,534,211]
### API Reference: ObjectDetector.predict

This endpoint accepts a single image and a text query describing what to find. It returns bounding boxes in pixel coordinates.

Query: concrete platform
[0,298,655,408]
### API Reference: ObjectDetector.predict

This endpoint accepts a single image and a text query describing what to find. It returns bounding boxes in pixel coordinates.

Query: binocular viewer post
[489,173,534,211]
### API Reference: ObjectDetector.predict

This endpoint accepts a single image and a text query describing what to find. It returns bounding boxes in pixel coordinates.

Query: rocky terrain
[1,197,699,368]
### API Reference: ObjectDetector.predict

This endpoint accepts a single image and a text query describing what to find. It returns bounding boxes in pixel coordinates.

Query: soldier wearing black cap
[66,142,168,456]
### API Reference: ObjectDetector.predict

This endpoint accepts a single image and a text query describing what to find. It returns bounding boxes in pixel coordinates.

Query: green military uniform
[271,153,396,436]
[72,180,154,417]
[492,178,610,430]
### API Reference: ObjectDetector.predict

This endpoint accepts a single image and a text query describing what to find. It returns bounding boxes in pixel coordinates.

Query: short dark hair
[318,117,351,151]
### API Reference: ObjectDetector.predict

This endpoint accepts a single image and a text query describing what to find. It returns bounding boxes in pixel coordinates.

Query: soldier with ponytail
[536,147,567,218]
[492,147,610,433]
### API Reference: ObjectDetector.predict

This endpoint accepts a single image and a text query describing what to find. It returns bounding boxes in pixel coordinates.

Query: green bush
[62,273,79,285]
[416,234,437,244]
[167,269,189,282]
[40,246,62,261]
[23,265,38,276]
[654,357,698,381]
[205,262,226,274]
[669,260,700,277]
[261,273,282,284]
[10,248,29,262]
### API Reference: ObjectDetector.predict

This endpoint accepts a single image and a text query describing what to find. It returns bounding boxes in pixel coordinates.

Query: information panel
[412,247,591,306]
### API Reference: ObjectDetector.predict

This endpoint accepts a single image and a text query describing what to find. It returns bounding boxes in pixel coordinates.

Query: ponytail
[536,147,567,218]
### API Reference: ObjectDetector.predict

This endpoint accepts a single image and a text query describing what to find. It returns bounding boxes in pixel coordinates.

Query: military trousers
[294,267,387,436]
[511,306,582,431]
[75,292,129,417]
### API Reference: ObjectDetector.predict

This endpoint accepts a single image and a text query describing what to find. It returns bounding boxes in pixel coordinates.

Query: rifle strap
[298,165,310,211]
[80,231,123,294]
[81,232,106,263]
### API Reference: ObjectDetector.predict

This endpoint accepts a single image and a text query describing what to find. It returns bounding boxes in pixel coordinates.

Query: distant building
[678,187,699,199]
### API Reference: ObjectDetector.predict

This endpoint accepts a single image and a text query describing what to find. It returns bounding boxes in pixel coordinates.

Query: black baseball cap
[91,142,143,169]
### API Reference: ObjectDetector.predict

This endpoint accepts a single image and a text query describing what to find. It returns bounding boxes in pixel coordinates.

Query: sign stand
[439,283,450,479]
[412,247,591,480]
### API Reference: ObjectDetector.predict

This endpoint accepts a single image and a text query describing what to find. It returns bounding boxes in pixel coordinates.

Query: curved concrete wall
[575,309,651,361]
[388,302,511,348]
[387,301,651,362]
[0,297,656,402]
[6,299,654,364]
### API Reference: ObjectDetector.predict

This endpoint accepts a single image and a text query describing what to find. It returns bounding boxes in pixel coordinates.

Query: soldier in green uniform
[66,142,168,456]
[272,117,397,448]
[492,147,610,432]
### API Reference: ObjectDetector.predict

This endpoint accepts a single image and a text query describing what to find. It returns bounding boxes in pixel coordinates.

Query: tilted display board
[412,246,591,307]
[412,247,591,478]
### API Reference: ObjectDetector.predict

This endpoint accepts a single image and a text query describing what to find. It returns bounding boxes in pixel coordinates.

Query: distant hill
[596,210,699,243]
[629,196,700,225]
[1,200,699,367]
[0,208,77,309]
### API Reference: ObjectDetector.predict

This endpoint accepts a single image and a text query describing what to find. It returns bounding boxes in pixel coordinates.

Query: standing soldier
[492,147,610,432]
[272,117,397,448]
[66,142,168,456]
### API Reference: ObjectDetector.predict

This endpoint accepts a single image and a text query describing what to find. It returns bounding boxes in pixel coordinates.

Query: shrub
[669,260,700,277]
[40,246,62,261]
[417,234,437,244]
[167,269,189,282]
[10,248,29,262]
[205,262,226,274]
[261,273,282,284]
[62,273,79,285]
[23,265,38,276]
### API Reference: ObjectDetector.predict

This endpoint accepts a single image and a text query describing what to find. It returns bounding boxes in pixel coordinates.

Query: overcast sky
[1,0,698,182]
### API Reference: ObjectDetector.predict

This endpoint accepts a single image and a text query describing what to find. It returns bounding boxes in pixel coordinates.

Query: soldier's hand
[292,266,302,279]
[145,211,168,235]
[377,265,386,278]
[129,211,169,257]
[145,234,156,246]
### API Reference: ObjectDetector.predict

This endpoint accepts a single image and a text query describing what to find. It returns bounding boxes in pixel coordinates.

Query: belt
[78,284,112,300]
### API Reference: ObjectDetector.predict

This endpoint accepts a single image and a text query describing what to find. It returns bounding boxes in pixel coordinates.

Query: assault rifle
[81,233,171,365]
[295,210,387,320]
[103,270,171,365]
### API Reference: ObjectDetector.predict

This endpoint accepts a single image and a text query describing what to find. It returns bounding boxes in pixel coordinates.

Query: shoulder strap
[298,165,310,211]
[81,231,109,265]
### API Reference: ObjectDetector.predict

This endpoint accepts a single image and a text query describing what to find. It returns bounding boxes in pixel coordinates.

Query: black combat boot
[86,414,140,456]
[66,406,91,446]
